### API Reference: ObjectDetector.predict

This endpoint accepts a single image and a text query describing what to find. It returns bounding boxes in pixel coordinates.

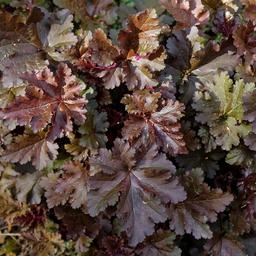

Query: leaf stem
[0,233,21,236]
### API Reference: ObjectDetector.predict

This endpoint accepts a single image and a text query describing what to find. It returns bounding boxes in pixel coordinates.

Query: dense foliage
[0,0,256,255]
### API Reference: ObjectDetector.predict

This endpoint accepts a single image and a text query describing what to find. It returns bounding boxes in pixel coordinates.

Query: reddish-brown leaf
[121,90,187,155]
[233,21,256,68]
[0,132,58,170]
[40,161,89,209]
[204,234,246,256]
[160,0,209,30]
[75,28,120,69]
[168,169,233,239]
[0,63,87,140]
[118,9,162,57]
[89,139,186,246]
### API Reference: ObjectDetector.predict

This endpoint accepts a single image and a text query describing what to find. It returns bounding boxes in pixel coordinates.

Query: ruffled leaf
[204,234,246,256]
[193,72,253,150]
[0,132,58,170]
[0,63,87,140]
[122,90,187,155]
[40,161,89,209]
[168,169,233,239]
[89,139,186,245]
[160,0,209,30]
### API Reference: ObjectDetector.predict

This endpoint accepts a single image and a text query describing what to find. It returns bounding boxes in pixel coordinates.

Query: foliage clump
[0,0,256,255]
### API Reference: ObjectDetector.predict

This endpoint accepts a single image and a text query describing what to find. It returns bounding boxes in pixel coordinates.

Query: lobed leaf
[89,139,186,245]
[136,229,181,256]
[168,169,233,239]
[0,63,87,140]
[193,72,253,150]
[160,0,209,30]
[0,132,58,170]
[204,234,246,256]
[40,161,89,209]
[122,90,187,155]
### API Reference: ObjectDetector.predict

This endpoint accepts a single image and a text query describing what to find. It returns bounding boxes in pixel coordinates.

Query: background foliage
[0,0,256,255]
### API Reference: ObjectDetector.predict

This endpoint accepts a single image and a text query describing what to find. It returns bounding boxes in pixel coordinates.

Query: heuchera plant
[0,0,256,255]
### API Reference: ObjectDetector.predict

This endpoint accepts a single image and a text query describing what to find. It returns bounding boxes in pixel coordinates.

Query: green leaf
[0,85,26,108]
[226,146,256,169]
[210,117,251,151]
[193,72,252,150]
